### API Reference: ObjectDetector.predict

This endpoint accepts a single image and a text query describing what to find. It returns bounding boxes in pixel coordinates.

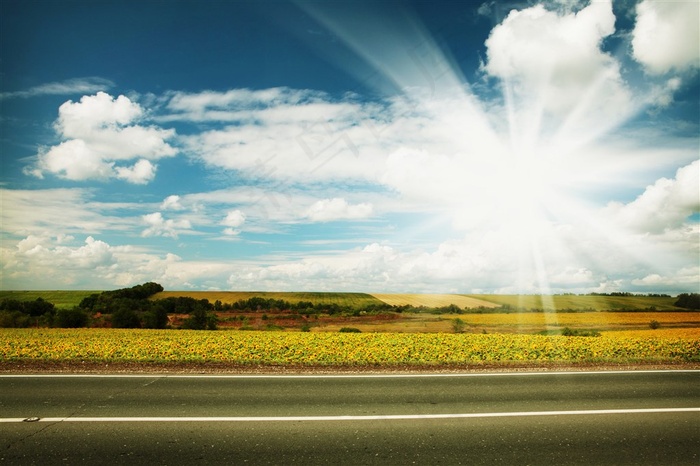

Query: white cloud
[631,266,700,291]
[221,210,246,235]
[178,94,384,182]
[56,92,142,136]
[161,195,184,211]
[0,77,114,100]
[1,235,116,288]
[115,159,157,184]
[141,212,192,239]
[304,198,373,222]
[30,139,115,181]
[164,87,319,122]
[1,235,235,290]
[483,1,633,139]
[632,0,700,74]
[605,160,700,234]
[27,92,176,184]
[0,188,117,235]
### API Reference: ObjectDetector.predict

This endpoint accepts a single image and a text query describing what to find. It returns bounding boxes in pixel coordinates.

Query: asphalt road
[1,371,698,465]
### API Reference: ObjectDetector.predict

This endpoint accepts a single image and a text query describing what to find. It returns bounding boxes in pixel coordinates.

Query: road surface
[1,370,698,464]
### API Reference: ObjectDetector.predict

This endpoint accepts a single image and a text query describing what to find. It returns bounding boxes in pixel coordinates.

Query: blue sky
[1,0,698,294]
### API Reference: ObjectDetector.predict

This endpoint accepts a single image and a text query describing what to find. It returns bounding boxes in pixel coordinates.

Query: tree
[143,306,169,329]
[24,298,55,317]
[180,307,217,330]
[55,308,89,328]
[674,293,700,310]
[111,308,141,328]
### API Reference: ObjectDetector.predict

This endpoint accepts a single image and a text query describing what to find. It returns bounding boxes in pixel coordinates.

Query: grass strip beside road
[2,329,698,369]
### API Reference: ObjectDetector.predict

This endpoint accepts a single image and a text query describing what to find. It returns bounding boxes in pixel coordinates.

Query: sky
[1,0,698,294]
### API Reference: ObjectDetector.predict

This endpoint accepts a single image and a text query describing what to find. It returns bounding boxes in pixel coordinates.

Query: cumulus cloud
[631,266,700,291]
[26,92,176,183]
[141,212,192,238]
[221,210,246,236]
[605,160,700,234]
[161,195,185,211]
[304,198,373,222]
[483,1,633,137]
[1,235,235,290]
[632,0,700,74]
[1,235,116,287]
[115,159,157,184]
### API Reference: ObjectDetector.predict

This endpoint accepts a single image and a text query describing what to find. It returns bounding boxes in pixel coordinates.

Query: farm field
[311,312,700,334]
[0,290,98,309]
[371,293,500,308]
[151,291,384,307]
[466,294,679,311]
[1,328,698,368]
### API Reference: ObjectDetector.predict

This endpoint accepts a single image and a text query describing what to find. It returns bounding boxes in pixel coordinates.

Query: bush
[562,327,601,337]
[649,320,661,330]
[0,310,31,328]
[55,308,88,328]
[339,327,361,333]
[452,318,466,333]
[180,308,217,330]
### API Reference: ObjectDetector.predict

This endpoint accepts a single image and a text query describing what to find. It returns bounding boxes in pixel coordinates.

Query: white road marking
[1,370,698,379]
[2,408,698,423]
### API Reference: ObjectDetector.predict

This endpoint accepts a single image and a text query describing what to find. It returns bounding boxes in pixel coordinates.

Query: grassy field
[0,290,98,309]
[1,328,698,368]
[371,293,500,308]
[151,291,384,307]
[466,294,679,311]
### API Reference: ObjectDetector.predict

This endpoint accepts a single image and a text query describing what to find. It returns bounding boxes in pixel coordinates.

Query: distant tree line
[584,292,672,297]
[674,293,700,310]
[216,297,403,315]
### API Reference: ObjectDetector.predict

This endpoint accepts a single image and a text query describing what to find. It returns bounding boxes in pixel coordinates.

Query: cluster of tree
[0,298,55,327]
[219,298,491,316]
[0,297,55,316]
[219,297,405,316]
[79,283,217,329]
[0,297,90,328]
[674,293,700,310]
[79,282,164,313]
[583,292,674,298]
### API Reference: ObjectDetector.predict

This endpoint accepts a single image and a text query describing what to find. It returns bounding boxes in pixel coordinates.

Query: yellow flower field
[447,312,700,327]
[602,328,700,339]
[1,328,698,366]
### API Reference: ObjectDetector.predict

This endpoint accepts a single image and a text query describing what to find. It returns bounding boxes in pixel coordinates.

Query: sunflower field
[1,328,698,367]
